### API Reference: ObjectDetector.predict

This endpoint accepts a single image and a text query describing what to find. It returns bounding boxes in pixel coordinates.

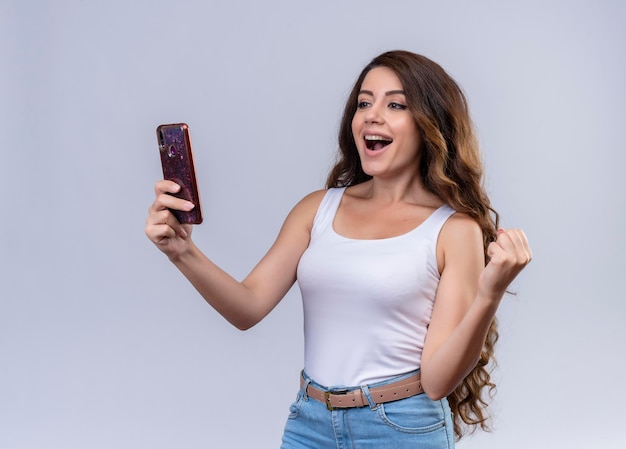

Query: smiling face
[351,66,422,181]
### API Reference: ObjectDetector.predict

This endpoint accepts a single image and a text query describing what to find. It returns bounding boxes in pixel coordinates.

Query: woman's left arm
[420,215,532,400]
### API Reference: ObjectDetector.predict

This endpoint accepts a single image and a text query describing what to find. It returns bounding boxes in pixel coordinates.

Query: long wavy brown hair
[326,50,500,439]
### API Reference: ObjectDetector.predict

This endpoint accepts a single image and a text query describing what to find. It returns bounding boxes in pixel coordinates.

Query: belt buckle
[325,389,348,411]
[324,391,334,410]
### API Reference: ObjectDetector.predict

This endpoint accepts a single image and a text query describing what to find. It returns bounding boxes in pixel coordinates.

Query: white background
[1,1,624,448]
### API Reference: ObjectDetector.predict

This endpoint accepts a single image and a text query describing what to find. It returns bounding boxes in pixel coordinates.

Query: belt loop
[301,371,311,400]
[360,385,377,409]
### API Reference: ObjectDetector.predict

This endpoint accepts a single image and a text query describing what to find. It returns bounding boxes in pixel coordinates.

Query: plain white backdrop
[1,1,624,448]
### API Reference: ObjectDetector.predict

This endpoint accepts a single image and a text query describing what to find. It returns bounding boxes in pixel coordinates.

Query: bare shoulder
[283,189,327,231]
[292,189,326,215]
[298,189,327,206]
[437,212,484,271]
[441,212,482,240]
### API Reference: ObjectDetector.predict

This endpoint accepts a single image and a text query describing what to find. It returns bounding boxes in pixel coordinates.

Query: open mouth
[364,135,393,151]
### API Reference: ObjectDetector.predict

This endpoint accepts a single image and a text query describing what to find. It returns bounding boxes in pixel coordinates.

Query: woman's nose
[364,102,383,124]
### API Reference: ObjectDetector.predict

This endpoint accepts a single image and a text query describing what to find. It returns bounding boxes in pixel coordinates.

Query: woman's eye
[389,102,407,110]
[357,100,370,109]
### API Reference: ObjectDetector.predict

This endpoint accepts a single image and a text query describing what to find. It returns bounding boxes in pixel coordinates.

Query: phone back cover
[157,123,203,224]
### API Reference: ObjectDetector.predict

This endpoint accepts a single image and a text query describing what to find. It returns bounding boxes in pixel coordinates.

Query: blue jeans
[281,370,455,449]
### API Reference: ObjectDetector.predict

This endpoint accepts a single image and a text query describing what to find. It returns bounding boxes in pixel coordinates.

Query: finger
[150,193,195,214]
[146,209,188,239]
[146,209,173,227]
[160,193,195,211]
[486,240,501,262]
[154,179,181,195]
[146,221,188,241]
[145,221,177,242]
[503,229,531,264]
[489,231,518,265]
[513,229,532,263]
[180,223,192,239]
[494,228,516,253]
[497,229,532,264]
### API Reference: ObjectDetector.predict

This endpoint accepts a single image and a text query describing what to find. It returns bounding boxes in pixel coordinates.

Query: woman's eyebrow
[358,89,406,96]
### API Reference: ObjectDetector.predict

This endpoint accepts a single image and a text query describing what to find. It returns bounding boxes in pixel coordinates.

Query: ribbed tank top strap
[310,187,345,241]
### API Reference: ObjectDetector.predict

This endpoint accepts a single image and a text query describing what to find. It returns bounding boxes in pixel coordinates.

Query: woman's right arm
[145,180,323,330]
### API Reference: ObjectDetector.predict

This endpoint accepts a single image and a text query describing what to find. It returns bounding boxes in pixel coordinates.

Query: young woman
[145,50,532,448]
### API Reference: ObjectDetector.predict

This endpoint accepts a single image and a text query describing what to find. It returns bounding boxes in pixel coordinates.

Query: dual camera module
[158,128,183,159]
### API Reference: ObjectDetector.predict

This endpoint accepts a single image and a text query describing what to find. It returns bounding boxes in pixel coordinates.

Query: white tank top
[296,187,456,387]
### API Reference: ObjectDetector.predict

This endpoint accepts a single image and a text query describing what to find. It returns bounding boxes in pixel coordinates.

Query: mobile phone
[156,123,203,224]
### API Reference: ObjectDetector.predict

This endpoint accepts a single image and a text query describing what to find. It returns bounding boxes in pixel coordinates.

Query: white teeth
[364,135,392,141]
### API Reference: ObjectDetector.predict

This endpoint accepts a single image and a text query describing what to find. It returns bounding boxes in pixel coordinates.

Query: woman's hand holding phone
[146,123,204,260]
[145,180,196,261]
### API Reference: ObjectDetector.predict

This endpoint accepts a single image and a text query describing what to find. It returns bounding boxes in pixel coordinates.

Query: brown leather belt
[301,373,423,410]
